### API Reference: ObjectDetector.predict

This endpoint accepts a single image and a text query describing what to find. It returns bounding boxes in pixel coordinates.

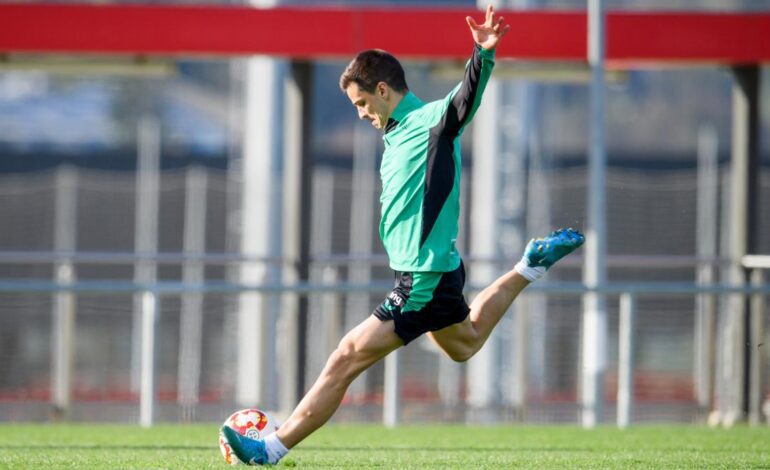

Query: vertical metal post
[281,60,313,412]
[468,77,501,415]
[322,265,343,356]
[233,0,289,412]
[496,5,534,413]
[51,165,78,419]
[281,75,301,406]
[526,126,550,402]
[582,0,608,428]
[139,291,157,428]
[617,293,635,429]
[740,67,761,424]
[132,116,160,401]
[748,269,765,426]
[438,356,462,413]
[178,165,207,421]
[311,170,341,362]
[383,350,400,428]
[346,120,377,402]
[695,125,718,418]
[512,299,528,419]
[722,65,760,424]
[237,54,284,409]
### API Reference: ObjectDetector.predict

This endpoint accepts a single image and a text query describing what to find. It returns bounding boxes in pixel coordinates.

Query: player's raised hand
[466,4,510,51]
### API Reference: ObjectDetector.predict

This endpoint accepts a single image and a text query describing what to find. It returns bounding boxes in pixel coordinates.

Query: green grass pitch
[0,423,768,468]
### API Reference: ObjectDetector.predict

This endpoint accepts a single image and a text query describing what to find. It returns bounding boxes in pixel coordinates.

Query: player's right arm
[438,5,510,136]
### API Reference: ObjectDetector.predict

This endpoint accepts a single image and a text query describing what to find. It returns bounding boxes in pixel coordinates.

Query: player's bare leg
[276,316,402,448]
[428,269,528,362]
[429,228,584,362]
[222,315,402,465]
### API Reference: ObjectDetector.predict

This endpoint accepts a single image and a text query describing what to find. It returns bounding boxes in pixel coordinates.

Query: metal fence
[0,163,769,427]
[0,252,768,427]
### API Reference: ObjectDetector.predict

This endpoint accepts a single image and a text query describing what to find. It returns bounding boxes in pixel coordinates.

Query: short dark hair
[339,49,408,94]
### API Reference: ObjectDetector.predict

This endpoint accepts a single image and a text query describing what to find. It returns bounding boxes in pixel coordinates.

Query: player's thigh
[341,315,403,361]
[426,314,477,350]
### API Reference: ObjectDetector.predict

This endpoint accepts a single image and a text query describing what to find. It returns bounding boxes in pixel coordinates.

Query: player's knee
[446,345,475,363]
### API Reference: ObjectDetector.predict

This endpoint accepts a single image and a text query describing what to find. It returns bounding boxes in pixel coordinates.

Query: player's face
[345,82,391,130]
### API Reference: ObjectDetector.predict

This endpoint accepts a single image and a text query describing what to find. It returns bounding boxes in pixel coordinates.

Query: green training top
[379,44,495,272]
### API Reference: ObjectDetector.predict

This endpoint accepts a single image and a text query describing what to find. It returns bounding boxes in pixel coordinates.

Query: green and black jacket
[379,44,495,272]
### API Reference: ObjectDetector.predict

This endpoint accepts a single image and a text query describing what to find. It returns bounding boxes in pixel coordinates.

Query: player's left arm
[440,4,510,136]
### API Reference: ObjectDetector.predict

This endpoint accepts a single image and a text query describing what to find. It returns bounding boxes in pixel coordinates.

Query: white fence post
[582,0,609,429]
[139,290,157,428]
[749,269,765,426]
[51,165,78,418]
[617,293,636,428]
[383,350,400,428]
[178,166,207,421]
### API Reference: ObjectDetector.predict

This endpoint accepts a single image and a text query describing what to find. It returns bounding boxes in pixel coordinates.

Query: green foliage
[0,423,768,469]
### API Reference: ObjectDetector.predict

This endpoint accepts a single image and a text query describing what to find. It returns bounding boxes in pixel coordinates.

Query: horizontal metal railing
[0,279,767,295]
[0,250,742,268]
[0,251,766,428]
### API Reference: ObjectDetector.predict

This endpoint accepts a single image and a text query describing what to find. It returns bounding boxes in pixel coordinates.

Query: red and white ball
[218,408,280,465]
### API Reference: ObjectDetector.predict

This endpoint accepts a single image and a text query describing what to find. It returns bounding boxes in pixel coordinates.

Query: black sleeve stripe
[419,129,455,247]
[439,45,483,137]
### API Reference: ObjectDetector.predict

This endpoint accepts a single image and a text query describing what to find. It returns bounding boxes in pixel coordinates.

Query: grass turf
[0,423,768,469]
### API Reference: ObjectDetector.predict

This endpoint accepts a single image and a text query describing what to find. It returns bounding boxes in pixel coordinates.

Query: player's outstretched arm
[466,4,510,51]
[440,5,508,136]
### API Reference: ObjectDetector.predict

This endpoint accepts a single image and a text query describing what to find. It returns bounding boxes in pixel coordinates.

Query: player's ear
[376,82,389,100]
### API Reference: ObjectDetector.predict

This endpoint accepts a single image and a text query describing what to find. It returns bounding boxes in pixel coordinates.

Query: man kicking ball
[222,5,584,465]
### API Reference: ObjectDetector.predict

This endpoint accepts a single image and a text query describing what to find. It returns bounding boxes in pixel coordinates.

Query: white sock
[264,432,289,465]
[514,258,546,282]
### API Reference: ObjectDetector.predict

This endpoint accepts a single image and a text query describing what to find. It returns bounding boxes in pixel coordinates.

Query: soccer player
[222,5,584,465]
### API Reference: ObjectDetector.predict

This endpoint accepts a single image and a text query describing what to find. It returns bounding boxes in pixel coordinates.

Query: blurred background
[0,0,768,428]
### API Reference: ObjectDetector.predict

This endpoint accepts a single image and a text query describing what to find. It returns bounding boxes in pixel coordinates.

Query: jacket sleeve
[438,44,495,137]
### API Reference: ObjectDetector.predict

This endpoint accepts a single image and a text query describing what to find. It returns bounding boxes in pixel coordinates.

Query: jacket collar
[385,91,422,134]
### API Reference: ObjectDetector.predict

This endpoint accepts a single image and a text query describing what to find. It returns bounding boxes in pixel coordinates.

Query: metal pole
[178,165,207,421]
[322,265,343,356]
[617,293,635,429]
[512,298,528,420]
[139,290,157,427]
[724,65,759,423]
[468,77,501,415]
[51,165,78,419]
[237,54,284,409]
[581,0,608,428]
[311,170,342,361]
[132,116,160,398]
[281,60,313,412]
[748,269,765,426]
[695,125,718,419]
[346,121,377,401]
[526,125,550,404]
[383,350,400,428]
[740,67,761,425]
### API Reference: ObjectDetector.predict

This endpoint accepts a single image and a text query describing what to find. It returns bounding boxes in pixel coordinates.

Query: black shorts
[373,261,470,345]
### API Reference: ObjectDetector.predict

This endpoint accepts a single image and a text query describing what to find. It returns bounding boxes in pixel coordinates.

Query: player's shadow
[298,446,739,453]
[0,444,213,450]
[300,445,595,452]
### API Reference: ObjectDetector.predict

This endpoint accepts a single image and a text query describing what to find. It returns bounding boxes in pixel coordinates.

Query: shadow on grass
[296,446,755,454]
[0,444,756,454]
[0,444,592,453]
[0,444,213,451]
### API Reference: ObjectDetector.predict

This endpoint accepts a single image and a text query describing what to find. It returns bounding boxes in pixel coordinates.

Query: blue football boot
[221,425,269,466]
[522,228,585,270]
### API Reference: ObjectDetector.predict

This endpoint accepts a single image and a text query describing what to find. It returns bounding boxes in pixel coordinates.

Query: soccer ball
[218,408,280,465]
